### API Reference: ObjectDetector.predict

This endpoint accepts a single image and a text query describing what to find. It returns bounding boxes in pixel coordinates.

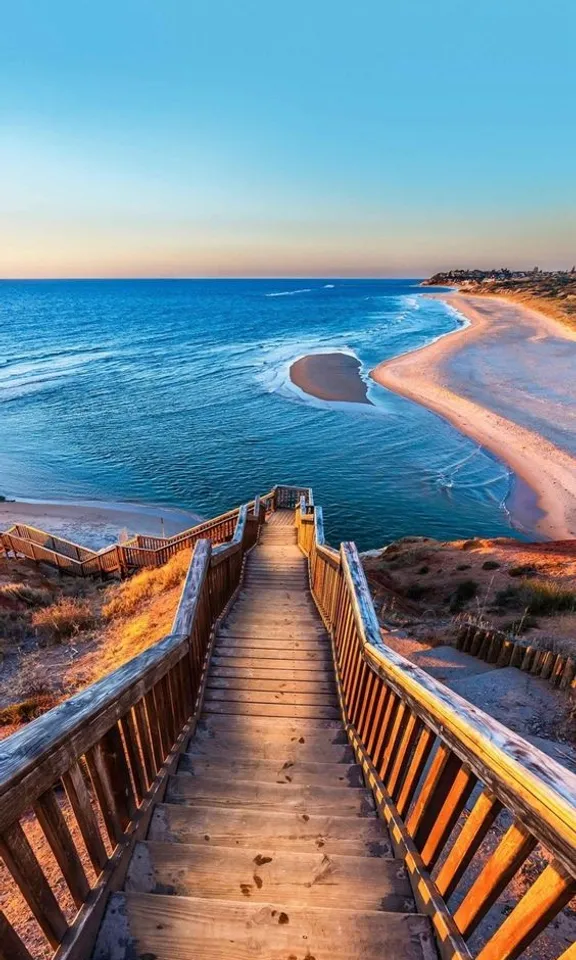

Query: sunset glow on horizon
[1,0,575,278]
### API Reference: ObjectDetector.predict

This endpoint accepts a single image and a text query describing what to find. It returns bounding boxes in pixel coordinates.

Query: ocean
[0,278,521,550]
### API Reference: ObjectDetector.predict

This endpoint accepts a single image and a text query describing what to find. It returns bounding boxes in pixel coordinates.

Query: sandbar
[371,294,576,540]
[290,352,372,405]
[0,499,202,551]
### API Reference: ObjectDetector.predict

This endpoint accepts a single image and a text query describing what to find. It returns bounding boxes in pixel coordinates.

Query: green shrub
[405,583,429,601]
[520,582,576,615]
[482,560,500,570]
[450,579,478,612]
[457,564,471,571]
[418,565,430,575]
[502,615,539,635]
[496,581,576,615]
[495,585,522,608]
[508,564,536,578]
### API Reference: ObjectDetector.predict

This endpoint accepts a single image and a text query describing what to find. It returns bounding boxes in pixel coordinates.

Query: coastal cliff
[423,267,576,330]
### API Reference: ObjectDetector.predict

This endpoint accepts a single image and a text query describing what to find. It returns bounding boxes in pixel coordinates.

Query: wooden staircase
[93,513,436,959]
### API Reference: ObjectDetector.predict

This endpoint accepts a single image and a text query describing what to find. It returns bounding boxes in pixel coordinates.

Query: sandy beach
[371,294,576,540]
[0,499,202,551]
[290,352,372,404]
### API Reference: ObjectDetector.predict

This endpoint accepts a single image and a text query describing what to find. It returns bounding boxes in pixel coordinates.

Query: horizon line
[0,275,428,282]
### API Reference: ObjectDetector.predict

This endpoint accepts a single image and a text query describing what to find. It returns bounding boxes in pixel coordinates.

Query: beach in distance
[370,294,576,540]
[1,278,573,549]
[289,291,576,542]
[0,498,201,550]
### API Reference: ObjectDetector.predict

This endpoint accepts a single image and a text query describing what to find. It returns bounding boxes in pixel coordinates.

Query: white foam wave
[265,288,312,297]
[323,284,335,289]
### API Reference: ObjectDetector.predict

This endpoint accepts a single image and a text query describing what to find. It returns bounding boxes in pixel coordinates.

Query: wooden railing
[1,490,277,578]
[297,500,576,960]
[0,498,265,960]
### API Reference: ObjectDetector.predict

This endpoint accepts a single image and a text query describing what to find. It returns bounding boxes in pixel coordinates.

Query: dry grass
[0,549,192,736]
[72,549,192,686]
[0,693,59,725]
[103,548,191,620]
[0,583,52,607]
[31,596,97,643]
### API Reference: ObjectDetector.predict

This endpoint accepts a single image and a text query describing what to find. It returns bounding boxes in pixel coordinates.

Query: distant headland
[422,267,576,331]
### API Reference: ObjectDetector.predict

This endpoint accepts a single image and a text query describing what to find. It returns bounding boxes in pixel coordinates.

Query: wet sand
[0,499,202,551]
[290,352,372,404]
[371,295,576,540]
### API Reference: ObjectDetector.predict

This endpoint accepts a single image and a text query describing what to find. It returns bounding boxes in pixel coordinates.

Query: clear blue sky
[1,0,574,277]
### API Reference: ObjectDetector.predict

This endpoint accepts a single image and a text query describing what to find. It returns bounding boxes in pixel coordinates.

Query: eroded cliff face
[363,534,576,658]
[423,269,576,330]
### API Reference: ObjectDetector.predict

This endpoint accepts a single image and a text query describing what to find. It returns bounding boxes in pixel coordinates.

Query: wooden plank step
[178,755,364,787]
[203,700,340,720]
[204,689,338,708]
[222,616,323,629]
[219,623,327,638]
[207,676,336,694]
[210,661,335,682]
[229,607,318,619]
[187,735,354,764]
[215,636,329,651]
[223,610,324,622]
[166,775,375,816]
[94,893,436,960]
[197,715,343,734]
[232,597,317,609]
[126,841,413,912]
[149,803,392,856]
[217,632,327,645]
[214,645,332,662]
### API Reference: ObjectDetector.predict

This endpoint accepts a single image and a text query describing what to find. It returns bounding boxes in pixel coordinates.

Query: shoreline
[0,497,203,551]
[370,294,576,541]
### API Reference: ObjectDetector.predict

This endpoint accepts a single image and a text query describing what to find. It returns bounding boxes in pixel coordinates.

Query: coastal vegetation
[423,267,576,328]
[0,548,191,738]
[363,534,576,657]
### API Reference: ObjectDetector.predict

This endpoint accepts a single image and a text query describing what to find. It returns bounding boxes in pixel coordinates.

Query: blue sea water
[0,278,521,549]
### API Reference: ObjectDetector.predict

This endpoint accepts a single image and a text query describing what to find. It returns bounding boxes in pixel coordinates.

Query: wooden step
[215,636,329,651]
[232,597,317,609]
[207,675,336,694]
[178,755,364,787]
[210,661,335,682]
[149,803,391,856]
[166,774,375,816]
[204,689,338,708]
[187,735,354,764]
[95,893,436,960]
[214,645,332,662]
[222,610,324,624]
[126,841,413,912]
[218,624,327,639]
[203,700,340,720]
[197,715,343,734]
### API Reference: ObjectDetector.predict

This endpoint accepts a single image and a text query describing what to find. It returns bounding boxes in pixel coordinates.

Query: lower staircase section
[93,517,436,959]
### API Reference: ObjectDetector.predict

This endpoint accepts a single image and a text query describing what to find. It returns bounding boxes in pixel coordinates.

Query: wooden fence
[455,619,576,692]
[0,488,282,578]
[296,499,576,960]
[0,498,264,960]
